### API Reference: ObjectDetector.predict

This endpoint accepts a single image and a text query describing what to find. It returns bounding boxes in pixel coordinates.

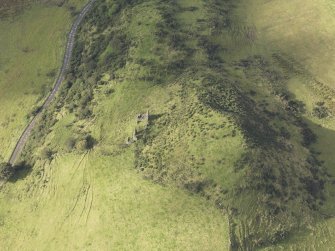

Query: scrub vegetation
[1,0,335,250]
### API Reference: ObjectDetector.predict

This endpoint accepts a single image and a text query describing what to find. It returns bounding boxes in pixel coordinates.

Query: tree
[76,135,96,151]
[313,105,329,119]
[40,148,53,160]
[0,162,13,180]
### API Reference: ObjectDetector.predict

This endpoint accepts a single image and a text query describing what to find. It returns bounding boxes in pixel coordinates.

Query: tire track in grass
[71,151,88,179]
[85,157,94,225]
[31,157,58,206]
[78,150,94,225]
[57,151,94,229]
[49,152,89,245]
[64,152,89,222]
[77,154,90,223]
[40,157,57,200]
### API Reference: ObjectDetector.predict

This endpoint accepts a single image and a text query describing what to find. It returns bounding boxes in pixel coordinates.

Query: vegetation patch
[2,0,335,250]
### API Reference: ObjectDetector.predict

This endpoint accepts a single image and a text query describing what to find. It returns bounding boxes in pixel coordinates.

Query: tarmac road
[8,0,96,165]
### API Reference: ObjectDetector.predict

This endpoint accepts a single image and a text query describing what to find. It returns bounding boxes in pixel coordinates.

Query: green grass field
[0,151,229,250]
[238,0,335,89]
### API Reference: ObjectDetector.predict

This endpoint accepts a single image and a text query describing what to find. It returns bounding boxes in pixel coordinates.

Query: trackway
[9,0,96,165]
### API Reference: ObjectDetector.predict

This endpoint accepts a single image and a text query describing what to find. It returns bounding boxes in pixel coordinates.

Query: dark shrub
[76,134,96,151]
[313,105,329,119]
[0,162,13,180]
[40,148,53,160]
[301,127,317,146]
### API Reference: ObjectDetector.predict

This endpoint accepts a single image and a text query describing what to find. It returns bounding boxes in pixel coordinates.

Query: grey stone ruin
[132,129,137,141]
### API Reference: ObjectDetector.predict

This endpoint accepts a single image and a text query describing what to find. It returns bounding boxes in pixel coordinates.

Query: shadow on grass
[307,118,335,218]
[8,161,32,182]
[149,113,164,121]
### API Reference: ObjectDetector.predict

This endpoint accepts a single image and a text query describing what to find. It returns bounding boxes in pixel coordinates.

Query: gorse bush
[40,147,53,160]
[76,134,96,151]
[313,104,329,119]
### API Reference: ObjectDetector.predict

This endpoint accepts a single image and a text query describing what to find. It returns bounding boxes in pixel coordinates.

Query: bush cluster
[0,162,13,180]
[313,103,329,119]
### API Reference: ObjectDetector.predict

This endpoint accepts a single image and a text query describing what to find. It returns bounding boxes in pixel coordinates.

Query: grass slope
[1,0,335,250]
[0,0,85,161]
[0,0,232,249]
[0,151,229,250]
[236,0,335,249]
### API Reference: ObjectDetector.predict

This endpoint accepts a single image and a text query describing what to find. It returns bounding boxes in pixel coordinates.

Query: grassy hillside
[1,0,335,250]
[238,0,335,249]
[238,0,335,89]
[0,152,229,250]
[0,0,232,250]
[0,0,85,161]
